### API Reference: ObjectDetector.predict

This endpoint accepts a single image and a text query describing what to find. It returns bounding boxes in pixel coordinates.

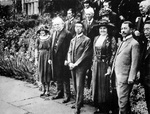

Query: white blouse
[95,35,107,47]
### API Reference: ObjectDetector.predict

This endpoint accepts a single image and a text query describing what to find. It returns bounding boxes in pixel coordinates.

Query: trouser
[56,72,70,98]
[116,82,133,114]
[71,69,86,109]
[144,85,150,114]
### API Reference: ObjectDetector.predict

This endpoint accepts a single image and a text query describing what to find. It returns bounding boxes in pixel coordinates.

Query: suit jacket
[65,18,77,37]
[141,45,150,87]
[82,19,98,43]
[67,34,92,71]
[51,28,72,80]
[118,0,140,23]
[112,35,140,83]
[136,15,150,32]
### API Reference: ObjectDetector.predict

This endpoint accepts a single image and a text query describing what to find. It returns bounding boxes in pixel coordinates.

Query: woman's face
[99,26,108,36]
[40,30,46,36]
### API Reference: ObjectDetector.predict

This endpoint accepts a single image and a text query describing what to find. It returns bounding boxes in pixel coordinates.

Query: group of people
[34,0,150,114]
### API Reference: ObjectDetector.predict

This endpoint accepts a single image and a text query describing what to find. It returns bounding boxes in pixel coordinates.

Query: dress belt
[94,55,107,62]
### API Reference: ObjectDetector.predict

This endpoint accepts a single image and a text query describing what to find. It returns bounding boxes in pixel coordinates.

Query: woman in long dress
[92,19,117,113]
[35,25,52,97]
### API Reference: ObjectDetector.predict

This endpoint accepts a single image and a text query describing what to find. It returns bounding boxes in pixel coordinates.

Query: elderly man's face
[144,23,150,40]
[139,2,148,15]
[53,21,64,31]
[85,12,93,21]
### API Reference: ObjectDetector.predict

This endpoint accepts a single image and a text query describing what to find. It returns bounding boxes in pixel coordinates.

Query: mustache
[121,32,126,34]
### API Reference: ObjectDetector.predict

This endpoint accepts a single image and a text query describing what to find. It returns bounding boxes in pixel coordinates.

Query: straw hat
[37,24,49,34]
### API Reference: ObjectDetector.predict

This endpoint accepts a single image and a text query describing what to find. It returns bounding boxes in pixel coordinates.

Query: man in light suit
[112,21,140,114]
[67,21,92,114]
[50,17,72,103]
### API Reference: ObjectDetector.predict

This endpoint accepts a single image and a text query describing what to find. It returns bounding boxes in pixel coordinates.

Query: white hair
[52,16,64,25]
[85,7,94,15]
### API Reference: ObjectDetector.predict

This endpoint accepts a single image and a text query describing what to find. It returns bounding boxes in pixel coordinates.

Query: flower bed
[0,16,148,114]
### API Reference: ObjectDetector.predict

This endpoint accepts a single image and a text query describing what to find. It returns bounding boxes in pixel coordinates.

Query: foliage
[130,84,148,114]
[0,14,148,114]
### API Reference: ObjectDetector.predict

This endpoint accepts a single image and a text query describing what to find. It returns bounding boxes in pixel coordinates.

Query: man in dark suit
[82,8,98,43]
[140,20,150,114]
[67,21,92,114]
[134,1,150,80]
[82,8,98,88]
[50,17,72,103]
[118,0,141,24]
[111,21,140,114]
[65,8,77,38]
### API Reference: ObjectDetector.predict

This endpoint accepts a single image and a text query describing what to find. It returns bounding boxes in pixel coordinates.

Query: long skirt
[38,50,51,84]
[92,61,110,106]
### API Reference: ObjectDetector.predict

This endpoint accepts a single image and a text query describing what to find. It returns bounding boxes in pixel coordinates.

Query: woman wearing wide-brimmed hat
[35,24,52,97]
[91,19,117,113]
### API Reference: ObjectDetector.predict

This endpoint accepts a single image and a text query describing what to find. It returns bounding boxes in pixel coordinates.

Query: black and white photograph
[0,0,150,114]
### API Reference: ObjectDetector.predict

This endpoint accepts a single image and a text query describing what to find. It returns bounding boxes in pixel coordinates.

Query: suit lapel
[117,38,132,55]
[145,47,150,59]
[51,31,57,52]
[75,35,85,50]
[55,29,66,53]
[71,38,76,62]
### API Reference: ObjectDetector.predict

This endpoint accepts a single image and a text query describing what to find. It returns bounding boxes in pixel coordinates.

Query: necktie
[54,31,59,53]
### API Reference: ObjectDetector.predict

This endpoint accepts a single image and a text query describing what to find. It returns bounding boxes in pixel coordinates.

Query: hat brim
[36,29,50,34]
[93,23,115,29]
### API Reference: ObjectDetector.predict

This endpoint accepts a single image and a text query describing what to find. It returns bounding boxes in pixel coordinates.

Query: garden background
[0,1,148,113]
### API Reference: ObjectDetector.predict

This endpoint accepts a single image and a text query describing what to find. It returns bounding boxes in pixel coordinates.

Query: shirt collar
[69,17,74,22]
[123,34,132,41]
[88,18,93,24]
[76,33,83,38]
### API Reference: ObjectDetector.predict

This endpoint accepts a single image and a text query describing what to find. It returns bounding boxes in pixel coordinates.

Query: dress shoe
[51,95,63,100]
[71,103,83,109]
[74,109,80,114]
[62,97,70,103]
[71,104,76,109]
[45,91,50,96]
[40,90,46,97]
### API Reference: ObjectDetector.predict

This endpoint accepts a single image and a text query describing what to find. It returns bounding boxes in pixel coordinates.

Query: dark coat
[82,19,98,44]
[141,44,150,87]
[65,18,78,37]
[118,0,141,23]
[51,28,72,81]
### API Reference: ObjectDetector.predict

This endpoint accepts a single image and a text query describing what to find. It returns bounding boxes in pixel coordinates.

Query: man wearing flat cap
[67,21,92,114]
